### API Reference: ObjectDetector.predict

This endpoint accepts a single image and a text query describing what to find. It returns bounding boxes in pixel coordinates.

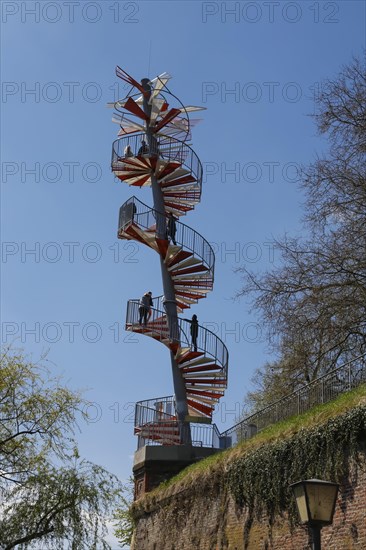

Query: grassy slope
[133,384,366,511]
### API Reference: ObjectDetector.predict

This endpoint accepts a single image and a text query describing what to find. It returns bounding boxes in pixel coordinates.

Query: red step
[181,363,222,374]
[160,174,196,188]
[124,97,149,120]
[187,388,224,399]
[176,300,191,311]
[186,399,213,417]
[177,350,204,364]
[184,378,226,385]
[154,108,181,132]
[118,174,151,187]
[168,250,193,267]
[163,201,192,213]
[156,162,181,179]
[175,290,207,300]
[171,264,207,277]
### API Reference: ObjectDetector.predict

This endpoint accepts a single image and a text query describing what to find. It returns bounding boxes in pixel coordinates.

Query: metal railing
[135,395,176,428]
[136,423,222,450]
[118,196,215,285]
[133,356,366,450]
[220,354,366,449]
[112,83,192,143]
[134,395,222,449]
[111,132,202,194]
[125,301,228,381]
[135,395,177,448]
[191,422,221,449]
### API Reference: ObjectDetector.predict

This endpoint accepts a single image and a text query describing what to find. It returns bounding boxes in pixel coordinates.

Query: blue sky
[1,0,365,543]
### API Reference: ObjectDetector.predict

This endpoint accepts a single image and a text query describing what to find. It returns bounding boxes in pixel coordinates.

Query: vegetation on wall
[227,404,366,529]
[132,386,366,543]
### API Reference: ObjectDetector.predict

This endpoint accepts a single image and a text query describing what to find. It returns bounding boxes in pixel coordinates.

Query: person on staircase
[147,291,153,321]
[167,212,177,245]
[184,314,199,352]
[131,201,137,223]
[124,144,134,158]
[138,139,149,156]
[139,291,153,326]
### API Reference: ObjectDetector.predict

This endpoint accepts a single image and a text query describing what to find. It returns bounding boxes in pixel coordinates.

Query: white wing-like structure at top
[110,66,206,143]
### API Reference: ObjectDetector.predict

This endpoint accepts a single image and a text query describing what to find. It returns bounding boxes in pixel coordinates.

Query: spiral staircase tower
[110,68,229,495]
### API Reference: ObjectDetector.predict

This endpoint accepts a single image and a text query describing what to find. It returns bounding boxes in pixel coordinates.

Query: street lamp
[290,479,339,550]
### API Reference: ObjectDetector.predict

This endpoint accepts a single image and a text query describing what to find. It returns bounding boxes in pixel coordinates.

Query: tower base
[133,445,221,500]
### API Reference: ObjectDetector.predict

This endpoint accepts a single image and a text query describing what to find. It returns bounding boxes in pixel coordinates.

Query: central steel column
[141,78,191,444]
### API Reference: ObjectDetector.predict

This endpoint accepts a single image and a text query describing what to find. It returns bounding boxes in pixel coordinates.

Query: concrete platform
[133,445,221,499]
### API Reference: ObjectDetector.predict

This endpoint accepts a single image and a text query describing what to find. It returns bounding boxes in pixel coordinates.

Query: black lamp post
[290,479,339,550]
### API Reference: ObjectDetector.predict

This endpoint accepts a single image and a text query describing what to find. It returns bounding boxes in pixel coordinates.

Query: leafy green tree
[0,349,123,549]
[237,54,366,411]
[113,478,135,548]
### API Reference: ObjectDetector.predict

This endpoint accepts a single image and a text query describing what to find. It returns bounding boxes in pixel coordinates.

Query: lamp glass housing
[291,479,339,526]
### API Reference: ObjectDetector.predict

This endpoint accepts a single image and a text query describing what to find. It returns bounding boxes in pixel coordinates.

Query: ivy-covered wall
[131,404,366,549]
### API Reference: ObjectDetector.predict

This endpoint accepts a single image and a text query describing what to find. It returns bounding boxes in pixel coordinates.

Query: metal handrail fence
[118,196,215,288]
[136,423,222,449]
[125,301,229,382]
[134,393,222,449]
[135,395,176,428]
[220,353,366,449]
[111,133,203,193]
